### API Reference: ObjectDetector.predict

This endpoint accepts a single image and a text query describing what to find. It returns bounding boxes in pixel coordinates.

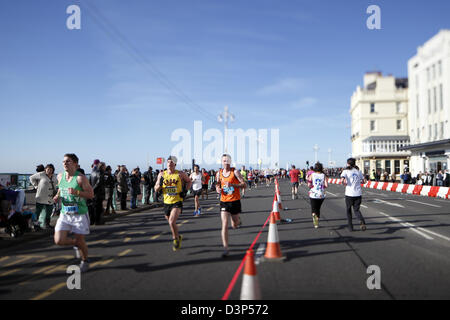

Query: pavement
[1,180,449,300]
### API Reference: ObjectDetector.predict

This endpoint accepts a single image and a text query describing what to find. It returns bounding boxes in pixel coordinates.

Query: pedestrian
[289,165,301,200]
[190,165,203,216]
[436,170,444,187]
[129,168,141,209]
[154,156,191,251]
[104,166,116,215]
[29,164,58,229]
[117,165,129,210]
[240,166,248,197]
[89,160,105,225]
[216,154,246,258]
[307,162,328,229]
[340,158,367,232]
[444,169,450,187]
[53,153,94,273]
[143,166,155,204]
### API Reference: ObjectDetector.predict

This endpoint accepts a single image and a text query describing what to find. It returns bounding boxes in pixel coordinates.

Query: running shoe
[193,210,198,216]
[312,214,319,229]
[292,194,295,200]
[79,260,89,273]
[198,208,202,215]
[73,246,80,259]
[173,235,183,251]
[221,249,229,258]
[360,223,367,231]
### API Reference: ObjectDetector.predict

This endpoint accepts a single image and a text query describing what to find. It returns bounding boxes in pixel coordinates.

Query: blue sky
[1,0,450,173]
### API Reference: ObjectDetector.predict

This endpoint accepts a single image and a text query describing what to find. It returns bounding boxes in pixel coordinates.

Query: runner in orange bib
[215,154,246,258]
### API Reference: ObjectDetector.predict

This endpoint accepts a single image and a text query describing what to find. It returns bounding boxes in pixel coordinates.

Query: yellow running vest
[162,170,183,204]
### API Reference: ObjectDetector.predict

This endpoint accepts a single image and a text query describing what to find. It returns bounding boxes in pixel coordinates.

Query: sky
[1,0,450,173]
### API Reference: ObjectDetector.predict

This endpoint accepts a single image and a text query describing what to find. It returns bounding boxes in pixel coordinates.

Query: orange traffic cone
[263,213,286,262]
[240,250,261,300]
[275,182,286,211]
[272,195,281,222]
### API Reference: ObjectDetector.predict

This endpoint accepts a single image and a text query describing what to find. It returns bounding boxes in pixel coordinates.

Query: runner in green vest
[53,153,94,272]
[240,166,248,198]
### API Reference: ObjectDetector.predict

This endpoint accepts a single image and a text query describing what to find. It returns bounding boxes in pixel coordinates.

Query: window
[428,89,431,114]
[397,120,402,130]
[385,160,391,174]
[441,122,444,139]
[370,103,375,113]
[417,128,420,140]
[396,102,401,113]
[395,160,400,174]
[416,94,419,117]
[370,120,376,131]
[440,84,443,110]
[434,124,438,140]
[438,60,442,77]
[434,87,437,112]
[428,125,432,140]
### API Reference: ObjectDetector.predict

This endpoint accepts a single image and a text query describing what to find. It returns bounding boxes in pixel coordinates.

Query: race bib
[65,205,79,214]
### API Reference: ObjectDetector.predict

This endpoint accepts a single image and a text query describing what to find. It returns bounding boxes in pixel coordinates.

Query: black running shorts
[164,201,183,217]
[220,200,242,215]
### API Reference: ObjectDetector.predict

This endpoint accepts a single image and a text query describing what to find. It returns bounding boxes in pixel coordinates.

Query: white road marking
[326,192,338,197]
[406,200,441,208]
[379,212,434,240]
[254,243,266,265]
[360,204,368,209]
[373,199,405,208]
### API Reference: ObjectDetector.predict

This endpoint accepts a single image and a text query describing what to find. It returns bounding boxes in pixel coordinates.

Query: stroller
[0,200,28,237]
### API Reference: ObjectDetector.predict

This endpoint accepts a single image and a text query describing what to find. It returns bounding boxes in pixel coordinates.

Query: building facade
[350,72,410,178]
[404,30,450,175]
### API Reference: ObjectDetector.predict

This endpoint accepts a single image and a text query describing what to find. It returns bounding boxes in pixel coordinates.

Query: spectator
[36,164,45,173]
[104,165,116,215]
[444,169,450,187]
[436,170,444,187]
[89,159,105,225]
[129,168,141,209]
[117,165,129,210]
[29,164,57,229]
[143,166,155,204]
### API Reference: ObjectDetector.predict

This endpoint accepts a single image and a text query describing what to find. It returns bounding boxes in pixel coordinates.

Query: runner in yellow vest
[155,156,192,251]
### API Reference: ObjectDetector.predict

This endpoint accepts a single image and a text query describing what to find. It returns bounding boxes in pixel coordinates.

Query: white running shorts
[55,213,90,235]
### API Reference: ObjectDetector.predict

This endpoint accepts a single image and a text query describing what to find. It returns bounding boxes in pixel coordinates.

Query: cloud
[257,78,306,95]
[291,97,318,109]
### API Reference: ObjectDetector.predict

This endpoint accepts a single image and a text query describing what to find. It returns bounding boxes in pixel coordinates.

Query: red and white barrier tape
[327,179,450,200]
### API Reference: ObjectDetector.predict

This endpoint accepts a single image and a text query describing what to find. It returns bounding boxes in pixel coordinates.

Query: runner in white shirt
[190,165,204,216]
[340,158,367,231]
[307,162,328,229]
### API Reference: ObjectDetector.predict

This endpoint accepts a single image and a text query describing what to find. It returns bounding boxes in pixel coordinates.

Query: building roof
[400,139,450,151]
[363,136,410,142]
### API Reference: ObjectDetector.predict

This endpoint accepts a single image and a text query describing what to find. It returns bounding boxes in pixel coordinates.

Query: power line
[78,0,218,122]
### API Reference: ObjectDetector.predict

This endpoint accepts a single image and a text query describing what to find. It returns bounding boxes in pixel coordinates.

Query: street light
[218,105,235,154]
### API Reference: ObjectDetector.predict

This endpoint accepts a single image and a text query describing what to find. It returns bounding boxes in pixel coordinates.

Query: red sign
[156,158,163,165]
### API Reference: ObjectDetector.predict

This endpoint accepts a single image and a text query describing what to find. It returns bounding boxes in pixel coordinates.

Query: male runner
[155,156,192,251]
[216,154,246,258]
[201,168,210,200]
[240,166,248,197]
[289,165,301,199]
[190,165,203,216]
[53,153,94,272]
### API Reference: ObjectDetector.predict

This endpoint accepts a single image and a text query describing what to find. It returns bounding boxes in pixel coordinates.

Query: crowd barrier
[327,179,450,200]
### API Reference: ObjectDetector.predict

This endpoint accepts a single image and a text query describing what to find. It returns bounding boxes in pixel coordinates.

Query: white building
[350,72,410,177]
[404,30,450,175]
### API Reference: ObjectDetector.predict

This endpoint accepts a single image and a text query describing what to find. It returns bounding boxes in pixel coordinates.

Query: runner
[190,165,203,217]
[289,165,301,200]
[201,168,210,200]
[306,166,315,188]
[340,158,367,232]
[240,166,248,197]
[53,153,94,273]
[307,162,328,229]
[155,156,192,251]
[216,154,246,258]
[247,168,254,190]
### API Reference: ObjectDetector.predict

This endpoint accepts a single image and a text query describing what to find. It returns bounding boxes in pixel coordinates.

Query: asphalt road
[1,179,449,300]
